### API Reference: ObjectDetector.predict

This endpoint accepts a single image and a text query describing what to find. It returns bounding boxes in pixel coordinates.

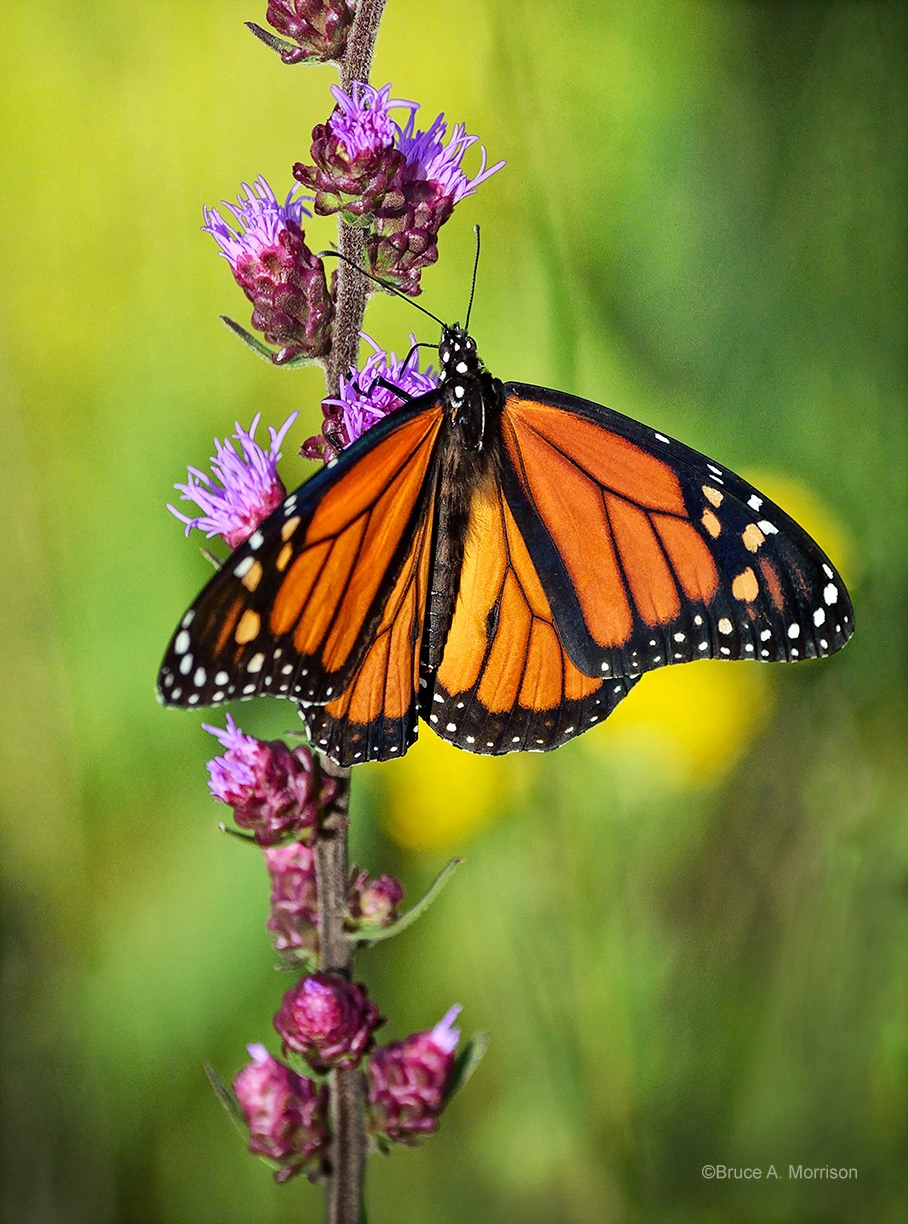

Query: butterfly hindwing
[158,399,445,712]
[421,483,638,753]
[499,385,853,680]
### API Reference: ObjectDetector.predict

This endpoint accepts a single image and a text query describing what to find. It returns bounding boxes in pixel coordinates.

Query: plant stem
[315,8,388,1221]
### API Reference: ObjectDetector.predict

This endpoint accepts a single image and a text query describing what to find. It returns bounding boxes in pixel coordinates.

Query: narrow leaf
[443,1031,489,1106]
[204,1063,247,1136]
[219,316,276,363]
[245,23,303,57]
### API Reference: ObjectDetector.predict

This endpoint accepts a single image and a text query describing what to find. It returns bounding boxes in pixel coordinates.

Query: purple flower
[203,715,324,846]
[366,1006,461,1145]
[168,412,297,550]
[204,176,333,362]
[294,83,414,218]
[258,0,355,64]
[396,111,504,208]
[233,1044,328,1182]
[304,333,438,457]
[294,83,503,294]
[265,841,320,960]
[346,869,404,930]
[274,973,383,1070]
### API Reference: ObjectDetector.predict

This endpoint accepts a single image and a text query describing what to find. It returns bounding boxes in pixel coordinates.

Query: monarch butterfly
[158,322,853,766]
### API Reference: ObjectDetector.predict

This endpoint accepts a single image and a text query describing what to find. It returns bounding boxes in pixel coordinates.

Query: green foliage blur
[1,2,905,1221]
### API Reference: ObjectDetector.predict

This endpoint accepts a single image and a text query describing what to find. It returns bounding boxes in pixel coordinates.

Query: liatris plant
[164,2,498,1219]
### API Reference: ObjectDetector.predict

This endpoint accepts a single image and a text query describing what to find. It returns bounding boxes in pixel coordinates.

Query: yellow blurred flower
[379,731,531,852]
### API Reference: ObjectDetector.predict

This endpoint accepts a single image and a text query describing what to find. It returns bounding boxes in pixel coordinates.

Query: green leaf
[203,1063,248,1137]
[244,22,314,62]
[348,857,463,945]
[219,316,276,362]
[443,1031,489,1107]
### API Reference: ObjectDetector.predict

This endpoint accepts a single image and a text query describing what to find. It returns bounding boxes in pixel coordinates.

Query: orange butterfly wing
[498,386,853,679]
[158,402,444,722]
[420,483,638,754]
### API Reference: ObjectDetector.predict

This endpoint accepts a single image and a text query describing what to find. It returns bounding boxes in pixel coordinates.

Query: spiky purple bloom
[204,177,333,362]
[203,715,325,846]
[274,973,382,1071]
[258,0,355,64]
[265,841,320,961]
[366,1006,461,1145]
[346,869,403,930]
[169,412,297,550]
[304,333,438,457]
[233,1044,328,1182]
[294,83,415,218]
[366,110,504,294]
[295,84,503,295]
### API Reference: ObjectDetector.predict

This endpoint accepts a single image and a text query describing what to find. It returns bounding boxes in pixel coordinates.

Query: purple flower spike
[203,715,323,846]
[234,1044,328,1182]
[369,108,504,296]
[274,973,383,1071]
[203,176,333,362]
[265,841,320,960]
[304,333,438,457]
[168,411,296,550]
[262,0,355,64]
[294,83,416,219]
[366,1006,462,1145]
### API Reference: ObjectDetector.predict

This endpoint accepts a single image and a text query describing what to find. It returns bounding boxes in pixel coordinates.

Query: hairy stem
[315,8,389,1222]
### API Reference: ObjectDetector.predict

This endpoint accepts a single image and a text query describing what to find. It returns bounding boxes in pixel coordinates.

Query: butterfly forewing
[499,386,853,681]
[158,400,445,712]
[301,482,438,765]
[420,483,638,753]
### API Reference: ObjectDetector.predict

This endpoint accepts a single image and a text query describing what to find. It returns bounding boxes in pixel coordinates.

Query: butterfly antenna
[318,249,446,328]
[464,225,481,332]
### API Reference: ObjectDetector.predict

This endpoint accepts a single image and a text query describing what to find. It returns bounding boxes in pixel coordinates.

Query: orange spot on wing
[701,508,721,538]
[235,609,261,644]
[732,567,759,603]
[758,555,785,611]
[742,523,765,552]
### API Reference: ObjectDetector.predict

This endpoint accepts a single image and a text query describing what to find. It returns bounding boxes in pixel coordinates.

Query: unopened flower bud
[366,1006,461,1145]
[274,973,382,1070]
[263,0,355,64]
[265,841,319,960]
[204,716,325,846]
[346,868,403,930]
[234,1044,328,1181]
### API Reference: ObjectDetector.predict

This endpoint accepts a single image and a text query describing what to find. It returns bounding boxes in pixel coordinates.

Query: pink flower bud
[233,1044,328,1181]
[265,842,319,960]
[366,1006,461,1144]
[264,0,355,64]
[346,868,403,930]
[274,973,382,1070]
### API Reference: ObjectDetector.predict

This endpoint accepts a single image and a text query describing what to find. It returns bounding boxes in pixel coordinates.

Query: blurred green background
[1,1,905,1221]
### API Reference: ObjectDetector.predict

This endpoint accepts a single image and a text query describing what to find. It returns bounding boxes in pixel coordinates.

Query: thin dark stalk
[315,6,389,1221]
